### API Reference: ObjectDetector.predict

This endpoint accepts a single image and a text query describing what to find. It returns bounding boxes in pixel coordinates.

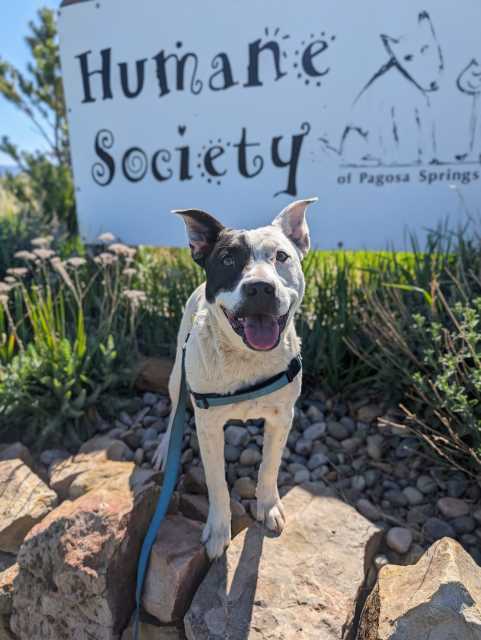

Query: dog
[152,197,317,559]
[336,11,443,166]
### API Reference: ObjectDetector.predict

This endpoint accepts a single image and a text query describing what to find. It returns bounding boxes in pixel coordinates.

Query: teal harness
[133,338,301,638]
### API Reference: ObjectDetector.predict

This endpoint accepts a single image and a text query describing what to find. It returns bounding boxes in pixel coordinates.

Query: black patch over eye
[221,253,234,267]
[404,54,414,62]
[276,250,289,263]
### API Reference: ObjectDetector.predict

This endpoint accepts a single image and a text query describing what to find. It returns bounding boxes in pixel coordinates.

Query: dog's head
[175,198,317,351]
[381,11,444,93]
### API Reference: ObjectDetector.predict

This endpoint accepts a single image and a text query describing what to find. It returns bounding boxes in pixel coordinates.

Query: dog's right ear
[173,209,225,266]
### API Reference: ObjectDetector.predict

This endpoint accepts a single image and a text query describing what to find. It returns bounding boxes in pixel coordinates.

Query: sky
[0,0,60,166]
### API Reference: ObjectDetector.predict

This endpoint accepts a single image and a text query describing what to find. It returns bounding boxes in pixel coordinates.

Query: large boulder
[185,484,382,640]
[0,459,58,553]
[135,356,174,394]
[357,537,481,640]
[48,451,160,500]
[0,561,17,640]
[11,480,159,640]
[143,515,209,624]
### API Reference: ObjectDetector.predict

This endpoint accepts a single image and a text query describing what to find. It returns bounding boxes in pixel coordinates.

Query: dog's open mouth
[222,308,289,351]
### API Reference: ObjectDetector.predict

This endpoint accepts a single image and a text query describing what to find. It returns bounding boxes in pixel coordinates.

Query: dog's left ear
[173,209,224,266]
[272,197,318,258]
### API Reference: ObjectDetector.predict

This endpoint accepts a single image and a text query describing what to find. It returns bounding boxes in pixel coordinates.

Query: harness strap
[191,355,302,409]
[133,339,301,639]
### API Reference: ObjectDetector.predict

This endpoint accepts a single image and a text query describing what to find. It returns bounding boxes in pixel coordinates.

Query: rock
[307,452,329,470]
[135,356,173,394]
[224,445,241,463]
[341,437,362,454]
[437,496,470,519]
[417,474,437,494]
[49,451,158,501]
[303,422,326,441]
[366,435,383,461]
[357,538,481,640]
[0,459,58,553]
[39,448,70,468]
[0,443,33,469]
[294,438,312,456]
[181,467,208,496]
[402,486,424,506]
[356,498,381,522]
[0,562,17,615]
[386,527,413,554]
[423,517,456,542]
[122,429,142,450]
[357,404,382,423]
[233,477,256,500]
[239,448,262,466]
[224,425,249,448]
[294,468,310,484]
[143,516,209,623]
[185,485,382,640]
[327,420,349,441]
[304,405,324,422]
[122,617,184,640]
[352,475,366,492]
[451,515,476,534]
[11,482,159,639]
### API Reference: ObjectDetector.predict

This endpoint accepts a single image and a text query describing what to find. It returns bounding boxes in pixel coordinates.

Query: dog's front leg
[196,410,231,559]
[256,406,294,533]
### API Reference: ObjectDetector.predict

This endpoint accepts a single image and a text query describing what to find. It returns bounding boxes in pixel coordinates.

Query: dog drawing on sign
[152,198,317,559]
[328,11,444,166]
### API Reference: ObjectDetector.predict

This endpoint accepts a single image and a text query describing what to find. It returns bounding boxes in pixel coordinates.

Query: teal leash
[133,340,189,640]
[133,339,301,639]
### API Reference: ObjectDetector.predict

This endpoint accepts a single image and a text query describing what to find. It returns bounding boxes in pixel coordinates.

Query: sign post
[59,0,481,248]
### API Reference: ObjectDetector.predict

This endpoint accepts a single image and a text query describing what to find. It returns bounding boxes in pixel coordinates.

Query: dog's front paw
[256,496,286,534]
[201,518,231,560]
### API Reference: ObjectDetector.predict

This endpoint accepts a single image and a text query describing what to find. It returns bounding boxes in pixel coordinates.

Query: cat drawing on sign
[456,59,481,162]
[336,11,444,167]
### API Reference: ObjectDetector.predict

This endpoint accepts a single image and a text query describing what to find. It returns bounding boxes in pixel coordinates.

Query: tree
[0,7,76,232]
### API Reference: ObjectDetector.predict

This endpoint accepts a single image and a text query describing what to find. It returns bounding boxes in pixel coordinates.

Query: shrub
[0,235,145,449]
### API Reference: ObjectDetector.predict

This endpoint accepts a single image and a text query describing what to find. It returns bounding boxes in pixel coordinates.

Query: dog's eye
[276,250,289,263]
[222,254,234,267]
[404,54,414,62]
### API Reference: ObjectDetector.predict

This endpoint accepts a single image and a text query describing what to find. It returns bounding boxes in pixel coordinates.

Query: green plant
[0,8,75,232]
[0,235,146,449]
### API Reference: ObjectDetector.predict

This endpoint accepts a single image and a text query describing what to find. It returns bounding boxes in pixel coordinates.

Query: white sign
[59,0,481,248]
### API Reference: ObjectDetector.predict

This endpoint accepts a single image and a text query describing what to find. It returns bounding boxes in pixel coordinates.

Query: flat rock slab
[11,483,159,640]
[357,536,481,640]
[185,484,382,640]
[0,459,58,553]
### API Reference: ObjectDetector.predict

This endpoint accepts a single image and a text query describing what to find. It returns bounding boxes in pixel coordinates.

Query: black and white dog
[153,198,318,559]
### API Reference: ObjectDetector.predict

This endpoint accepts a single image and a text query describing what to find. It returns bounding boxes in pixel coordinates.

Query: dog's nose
[243,281,275,298]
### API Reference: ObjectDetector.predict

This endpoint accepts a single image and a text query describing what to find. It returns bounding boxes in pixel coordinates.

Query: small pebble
[234,477,256,499]
[225,425,249,447]
[239,448,262,466]
[295,439,313,456]
[386,527,413,554]
[423,517,455,542]
[307,452,329,470]
[303,422,326,441]
[224,445,241,463]
[294,468,311,484]
[356,498,381,521]
[352,475,366,491]
[417,475,437,495]
[437,497,470,519]
[402,486,424,506]
[327,421,350,441]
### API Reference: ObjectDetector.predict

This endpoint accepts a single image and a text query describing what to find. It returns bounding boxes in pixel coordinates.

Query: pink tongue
[244,315,279,350]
